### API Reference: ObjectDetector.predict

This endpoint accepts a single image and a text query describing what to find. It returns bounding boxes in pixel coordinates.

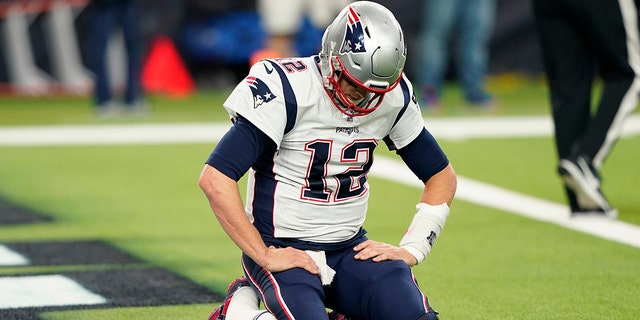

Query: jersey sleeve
[222,60,289,148]
[384,75,426,150]
[206,116,276,181]
[397,128,449,182]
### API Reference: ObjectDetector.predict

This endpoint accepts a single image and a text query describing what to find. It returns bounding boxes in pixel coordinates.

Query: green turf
[0,90,233,125]
[439,136,640,225]
[1,79,639,319]
[41,304,214,320]
[0,76,553,126]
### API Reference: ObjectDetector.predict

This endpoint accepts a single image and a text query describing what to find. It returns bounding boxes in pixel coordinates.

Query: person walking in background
[532,0,640,217]
[249,0,353,66]
[86,0,146,118]
[418,0,496,109]
[199,2,456,319]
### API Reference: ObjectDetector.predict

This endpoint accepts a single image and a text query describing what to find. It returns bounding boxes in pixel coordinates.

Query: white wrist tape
[400,202,450,264]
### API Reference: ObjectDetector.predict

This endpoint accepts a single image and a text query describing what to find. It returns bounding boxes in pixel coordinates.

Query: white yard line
[0,245,29,266]
[371,157,640,249]
[1,115,639,146]
[0,275,106,309]
[0,122,231,146]
[424,114,640,140]
[1,115,639,248]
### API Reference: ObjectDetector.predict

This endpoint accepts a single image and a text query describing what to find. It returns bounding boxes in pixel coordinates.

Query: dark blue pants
[532,0,640,211]
[241,236,438,320]
[86,0,142,106]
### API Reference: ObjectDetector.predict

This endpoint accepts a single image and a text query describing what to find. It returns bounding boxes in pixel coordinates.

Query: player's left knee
[366,260,415,300]
[368,260,412,285]
[365,261,432,319]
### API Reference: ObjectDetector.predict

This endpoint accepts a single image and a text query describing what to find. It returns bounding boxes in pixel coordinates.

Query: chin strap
[400,202,450,264]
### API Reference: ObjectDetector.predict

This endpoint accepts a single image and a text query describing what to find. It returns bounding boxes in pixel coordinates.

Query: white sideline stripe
[425,114,640,140]
[0,116,638,248]
[371,157,640,249]
[0,245,30,266]
[0,122,232,146]
[0,115,639,146]
[0,274,107,309]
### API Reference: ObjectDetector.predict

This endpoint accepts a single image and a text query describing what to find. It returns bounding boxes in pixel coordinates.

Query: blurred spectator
[532,0,640,217]
[249,0,353,66]
[417,0,496,109]
[85,0,146,118]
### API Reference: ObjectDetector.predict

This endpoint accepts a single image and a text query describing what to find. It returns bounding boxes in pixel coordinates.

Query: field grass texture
[1,78,639,319]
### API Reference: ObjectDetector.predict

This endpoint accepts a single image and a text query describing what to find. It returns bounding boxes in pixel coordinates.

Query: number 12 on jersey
[301,139,377,203]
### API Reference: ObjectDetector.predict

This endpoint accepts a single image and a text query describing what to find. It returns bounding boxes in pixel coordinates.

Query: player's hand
[261,246,320,275]
[353,240,418,266]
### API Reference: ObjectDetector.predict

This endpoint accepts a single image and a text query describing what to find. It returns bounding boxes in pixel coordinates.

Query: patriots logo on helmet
[245,76,276,109]
[340,7,366,54]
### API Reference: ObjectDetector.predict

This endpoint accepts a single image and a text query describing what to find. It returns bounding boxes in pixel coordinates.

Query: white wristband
[399,202,450,264]
[400,245,426,264]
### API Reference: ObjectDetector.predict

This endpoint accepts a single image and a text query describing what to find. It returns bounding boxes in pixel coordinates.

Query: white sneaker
[558,155,611,211]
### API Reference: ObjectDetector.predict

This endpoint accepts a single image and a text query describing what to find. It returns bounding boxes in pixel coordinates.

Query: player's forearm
[420,163,457,206]
[198,165,269,264]
[400,163,456,264]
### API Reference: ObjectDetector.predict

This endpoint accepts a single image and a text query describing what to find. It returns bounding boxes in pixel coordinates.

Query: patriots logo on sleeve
[340,7,366,54]
[245,76,277,109]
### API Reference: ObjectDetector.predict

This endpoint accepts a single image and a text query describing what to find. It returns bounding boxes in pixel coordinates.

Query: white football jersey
[223,56,425,244]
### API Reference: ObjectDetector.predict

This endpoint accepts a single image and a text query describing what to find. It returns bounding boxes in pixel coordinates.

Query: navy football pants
[241,240,438,320]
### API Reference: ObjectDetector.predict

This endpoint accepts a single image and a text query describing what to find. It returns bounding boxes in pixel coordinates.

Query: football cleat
[558,155,611,211]
[208,277,251,320]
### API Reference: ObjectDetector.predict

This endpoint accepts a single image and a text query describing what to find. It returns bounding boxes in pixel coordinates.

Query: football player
[199,2,457,319]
